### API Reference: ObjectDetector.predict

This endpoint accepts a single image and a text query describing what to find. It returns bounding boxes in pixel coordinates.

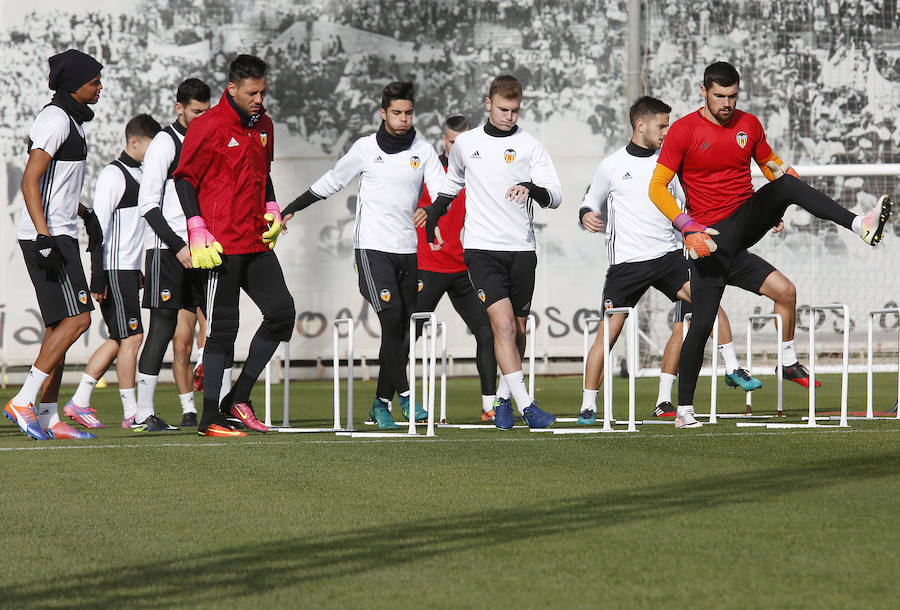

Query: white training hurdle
[866,308,900,420]
[682,313,719,423]
[745,313,784,417]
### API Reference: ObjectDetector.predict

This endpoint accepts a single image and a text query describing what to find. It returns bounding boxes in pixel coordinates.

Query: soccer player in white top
[577,96,762,425]
[5,49,103,441]
[134,78,212,430]
[415,75,562,430]
[282,81,444,429]
[64,115,160,430]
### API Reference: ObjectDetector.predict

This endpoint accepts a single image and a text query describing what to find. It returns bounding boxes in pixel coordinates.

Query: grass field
[2,372,899,609]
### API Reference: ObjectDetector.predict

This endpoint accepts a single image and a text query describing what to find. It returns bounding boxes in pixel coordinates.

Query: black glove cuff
[281,189,323,217]
[517,182,552,208]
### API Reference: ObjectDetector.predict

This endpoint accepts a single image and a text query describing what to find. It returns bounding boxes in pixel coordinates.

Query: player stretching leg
[175,55,295,437]
[66,115,160,430]
[577,96,759,425]
[6,50,103,440]
[649,62,891,428]
[415,115,498,422]
[282,82,444,429]
[134,78,212,430]
[417,75,562,430]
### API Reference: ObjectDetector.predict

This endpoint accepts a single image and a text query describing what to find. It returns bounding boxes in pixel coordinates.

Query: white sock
[782,340,798,367]
[657,373,677,406]
[136,372,158,423]
[502,370,531,414]
[496,376,510,400]
[581,389,598,412]
[13,366,50,406]
[717,342,740,374]
[37,402,59,429]
[120,388,137,420]
[194,347,204,372]
[482,395,495,412]
[179,392,196,414]
[71,373,98,407]
[218,367,233,404]
[851,216,863,235]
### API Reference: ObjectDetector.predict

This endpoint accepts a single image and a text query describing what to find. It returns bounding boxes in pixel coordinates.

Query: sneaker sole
[865,195,892,245]
[675,419,703,428]
[724,378,763,391]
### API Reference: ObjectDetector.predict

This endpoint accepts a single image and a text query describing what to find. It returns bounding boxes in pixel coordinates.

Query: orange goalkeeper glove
[674,212,719,259]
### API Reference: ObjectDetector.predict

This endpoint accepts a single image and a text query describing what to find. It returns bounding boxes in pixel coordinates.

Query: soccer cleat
[180,411,198,427]
[193,363,204,392]
[493,396,514,430]
[45,421,96,440]
[522,403,556,429]
[724,368,762,392]
[860,195,892,245]
[780,362,821,388]
[121,415,136,429]
[654,401,676,417]
[131,414,179,432]
[481,409,495,422]
[399,394,428,423]
[228,401,267,433]
[4,400,49,440]
[198,423,246,437]
[675,405,702,428]
[369,399,399,429]
[577,409,596,425]
[63,400,105,428]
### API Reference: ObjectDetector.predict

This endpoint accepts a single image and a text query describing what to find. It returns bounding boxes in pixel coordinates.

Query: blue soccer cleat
[493,396,514,430]
[522,402,556,429]
[399,394,428,422]
[577,409,596,425]
[724,368,762,391]
[369,399,399,429]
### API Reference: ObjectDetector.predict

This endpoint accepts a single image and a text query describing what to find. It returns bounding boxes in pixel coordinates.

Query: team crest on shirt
[128,317,139,331]
[380,289,391,302]
[604,299,614,310]
[504,149,516,164]
[417,280,423,292]
[477,289,486,303]
[160,289,171,302]
[735,131,748,149]
[78,290,88,305]
[260,132,268,147]
[410,155,420,169]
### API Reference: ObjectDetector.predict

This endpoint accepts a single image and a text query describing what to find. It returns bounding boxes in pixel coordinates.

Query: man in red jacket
[174,54,294,437]
[414,115,497,421]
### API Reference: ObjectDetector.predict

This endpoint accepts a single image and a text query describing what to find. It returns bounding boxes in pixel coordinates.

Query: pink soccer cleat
[63,400,105,428]
[45,421,96,440]
[228,401,268,433]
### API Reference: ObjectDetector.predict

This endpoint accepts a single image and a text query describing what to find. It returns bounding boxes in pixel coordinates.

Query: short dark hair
[176,78,211,105]
[703,61,740,89]
[381,81,414,109]
[445,115,470,132]
[228,54,268,84]
[628,96,671,128]
[489,75,522,99]
[125,114,161,140]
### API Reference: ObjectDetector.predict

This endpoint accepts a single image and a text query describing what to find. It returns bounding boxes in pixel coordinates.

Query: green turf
[1,373,899,609]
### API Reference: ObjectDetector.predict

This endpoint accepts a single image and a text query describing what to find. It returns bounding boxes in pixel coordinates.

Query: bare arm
[21,149,53,236]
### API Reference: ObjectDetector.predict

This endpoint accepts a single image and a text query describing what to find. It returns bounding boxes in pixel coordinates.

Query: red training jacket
[416,156,466,273]
[174,91,274,254]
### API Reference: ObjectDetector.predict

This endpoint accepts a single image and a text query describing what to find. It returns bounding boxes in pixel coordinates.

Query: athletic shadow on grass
[4,452,899,608]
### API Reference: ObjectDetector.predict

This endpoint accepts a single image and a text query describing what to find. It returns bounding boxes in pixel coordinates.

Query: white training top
[582,145,685,265]
[138,124,187,250]
[18,105,87,240]
[439,124,562,251]
[310,133,444,254]
[93,157,145,271]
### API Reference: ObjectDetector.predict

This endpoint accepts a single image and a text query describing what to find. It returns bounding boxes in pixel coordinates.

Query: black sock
[200,349,226,429]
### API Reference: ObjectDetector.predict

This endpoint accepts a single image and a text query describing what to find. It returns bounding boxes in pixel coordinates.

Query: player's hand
[581,211,604,233]
[674,212,719,259]
[506,184,530,203]
[771,220,784,234]
[91,287,107,304]
[187,216,224,269]
[34,234,61,271]
[175,245,192,269]
[413,208,428,227]
[262,201,282,249]
[766,160,799,180]
[429,226,444,251]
